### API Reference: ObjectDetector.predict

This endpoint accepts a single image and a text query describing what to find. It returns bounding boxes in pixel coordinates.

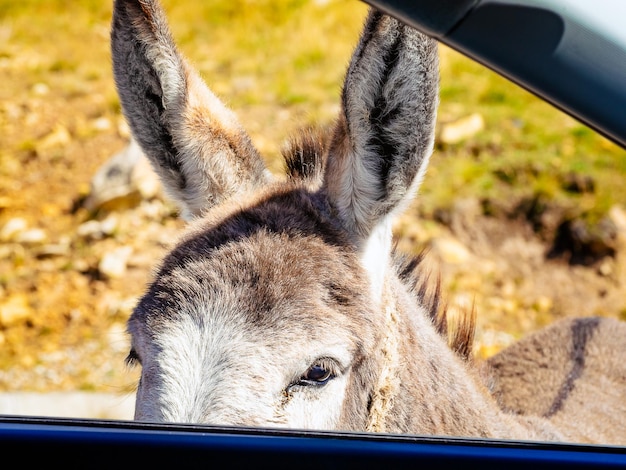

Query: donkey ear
[324,10,439,239]
[111,0,270,219]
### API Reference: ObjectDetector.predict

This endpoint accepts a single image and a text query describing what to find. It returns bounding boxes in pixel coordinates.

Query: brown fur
[283,136,476,360]
[112,0,626,445]
[482,316,626,444]
[283,126,329,185]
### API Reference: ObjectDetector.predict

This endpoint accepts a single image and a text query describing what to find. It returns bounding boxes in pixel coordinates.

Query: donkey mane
[282,126,475,360]
[177,115,471,357]
[394,251,476,361]
[282,126,330,184]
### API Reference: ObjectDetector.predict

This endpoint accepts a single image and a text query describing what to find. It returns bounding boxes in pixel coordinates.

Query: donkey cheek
[281,381,348,429]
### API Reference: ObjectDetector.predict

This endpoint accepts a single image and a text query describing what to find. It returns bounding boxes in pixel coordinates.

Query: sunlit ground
[0,0,625,393]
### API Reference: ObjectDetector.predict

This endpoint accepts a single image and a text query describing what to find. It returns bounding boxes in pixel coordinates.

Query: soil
[1,48,625,396]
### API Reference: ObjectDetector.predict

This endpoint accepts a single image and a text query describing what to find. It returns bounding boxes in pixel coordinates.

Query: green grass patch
[2,0,625,229]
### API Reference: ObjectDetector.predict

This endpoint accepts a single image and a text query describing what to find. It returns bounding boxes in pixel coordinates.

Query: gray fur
[111,0,270,219]
[482,317,626,444]
[112,0,626,445]
[325,9,439,239]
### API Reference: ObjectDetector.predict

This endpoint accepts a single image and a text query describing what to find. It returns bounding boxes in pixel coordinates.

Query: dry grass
[0,0,625,391]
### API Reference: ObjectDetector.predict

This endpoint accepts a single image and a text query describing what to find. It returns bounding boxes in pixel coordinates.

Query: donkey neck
[377,278,567,441]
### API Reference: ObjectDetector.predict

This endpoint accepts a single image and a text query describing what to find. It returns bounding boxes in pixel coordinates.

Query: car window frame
[2,1,625,465]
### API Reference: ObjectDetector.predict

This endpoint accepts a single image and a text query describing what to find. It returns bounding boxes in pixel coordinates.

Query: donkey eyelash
[125,349,141,368]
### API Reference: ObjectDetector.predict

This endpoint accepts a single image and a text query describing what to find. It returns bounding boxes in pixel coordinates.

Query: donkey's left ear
[324,10,439,240]
[111,0,270,219]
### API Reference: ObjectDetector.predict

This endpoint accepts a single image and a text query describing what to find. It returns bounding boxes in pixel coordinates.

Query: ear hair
[324,10,439,240]
[111,0,270,219]
[321,9,439,303]
[282,126,330,185]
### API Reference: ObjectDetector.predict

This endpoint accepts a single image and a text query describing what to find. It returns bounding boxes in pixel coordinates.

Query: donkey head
[112,0,438,429]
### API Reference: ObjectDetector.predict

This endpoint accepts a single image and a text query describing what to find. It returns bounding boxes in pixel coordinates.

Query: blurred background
[1,0,625,418]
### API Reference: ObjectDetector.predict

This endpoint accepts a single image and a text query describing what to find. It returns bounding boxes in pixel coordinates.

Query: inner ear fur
[111,0,270,219]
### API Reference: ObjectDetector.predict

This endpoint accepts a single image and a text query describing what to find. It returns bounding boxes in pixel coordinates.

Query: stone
[99,214,119,235]
[77,220,105,239]
[608,205,626,237]
[37,124,71,150]
[82,138,161,211]
[598,259,613,277]
[31,83,50,96]
[0,217,28,242]
[36,244,69,259]
[0,294,34,327]
[438,113,485,145]
[15,228,47,244]
[77,214,119,240]
[98,246,133,279]
[91,117,112,132]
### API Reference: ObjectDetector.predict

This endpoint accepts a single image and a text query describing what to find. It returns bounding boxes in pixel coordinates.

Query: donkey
[111,0,626,444]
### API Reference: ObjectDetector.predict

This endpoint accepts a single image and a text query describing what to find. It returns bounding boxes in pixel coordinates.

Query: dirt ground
[1,3,626,396]
[2,119,625,395]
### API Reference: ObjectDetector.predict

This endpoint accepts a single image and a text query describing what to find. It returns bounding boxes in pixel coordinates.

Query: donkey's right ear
[111,0,270,219]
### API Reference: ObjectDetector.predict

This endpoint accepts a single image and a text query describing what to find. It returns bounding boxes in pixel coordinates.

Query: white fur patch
[360,216,392,306]
[134,300,354,430]
[280,376,348,429]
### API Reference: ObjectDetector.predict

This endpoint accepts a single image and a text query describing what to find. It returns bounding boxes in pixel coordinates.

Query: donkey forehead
[130,191,376,344]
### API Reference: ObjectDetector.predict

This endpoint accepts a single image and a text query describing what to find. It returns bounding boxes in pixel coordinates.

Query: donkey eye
[297,361,335,386]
